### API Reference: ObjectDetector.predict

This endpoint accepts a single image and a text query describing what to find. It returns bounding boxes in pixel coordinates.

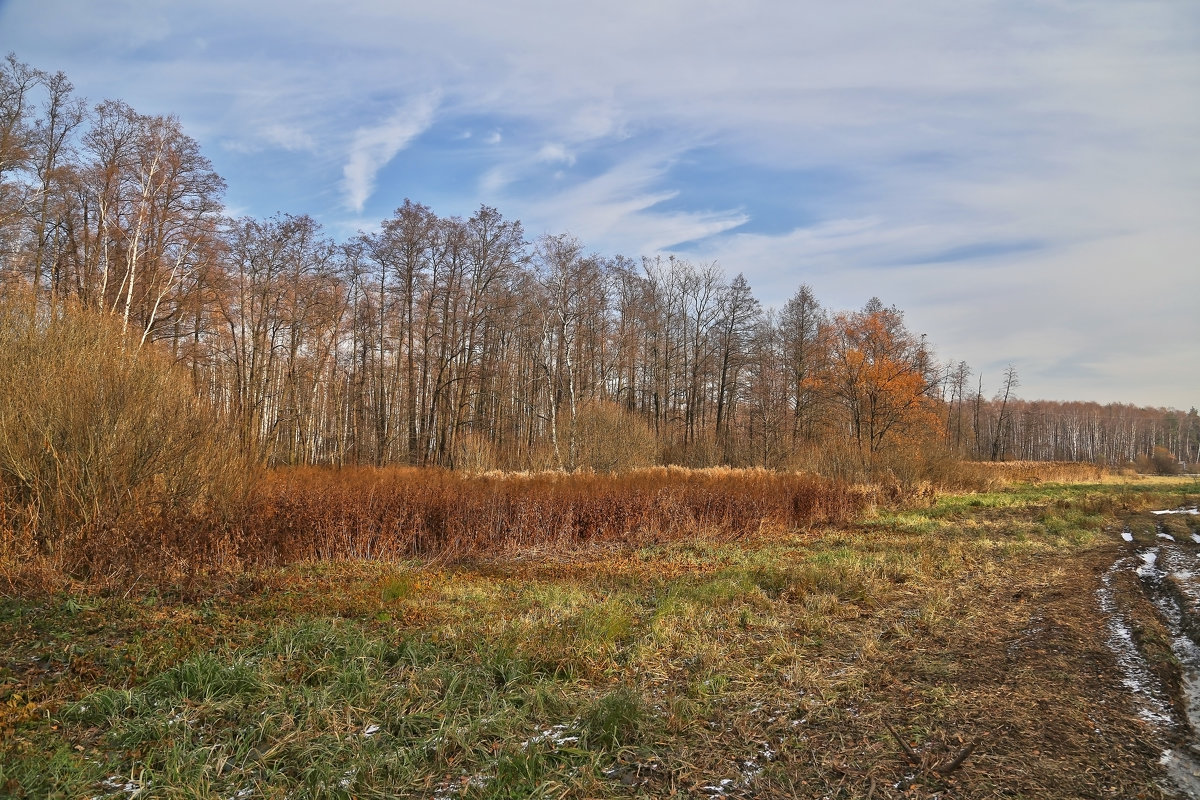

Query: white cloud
[341,93,439,212]
[515,156,748,253]
[536,143,575,166]
[478,165,511,196]
[262,123,316,153]
[566,103,623,141]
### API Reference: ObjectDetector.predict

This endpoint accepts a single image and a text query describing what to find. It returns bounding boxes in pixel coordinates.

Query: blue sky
[2,0,1197,409]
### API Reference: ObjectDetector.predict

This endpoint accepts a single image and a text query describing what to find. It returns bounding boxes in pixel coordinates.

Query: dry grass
[945,460,1109,491]
[2,464,865,593]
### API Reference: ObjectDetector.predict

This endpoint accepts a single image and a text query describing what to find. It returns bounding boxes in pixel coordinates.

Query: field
[2,471,1198,799]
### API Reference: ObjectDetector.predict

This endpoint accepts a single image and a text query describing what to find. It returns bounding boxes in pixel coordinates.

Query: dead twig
[884,719,979,790]
[882,719,919,764]
[933,740,978,775]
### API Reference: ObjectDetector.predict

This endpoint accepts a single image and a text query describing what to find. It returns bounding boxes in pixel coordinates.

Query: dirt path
[1106,507,1200,798]
[865,511,1199,798]
[940,542,1179,798]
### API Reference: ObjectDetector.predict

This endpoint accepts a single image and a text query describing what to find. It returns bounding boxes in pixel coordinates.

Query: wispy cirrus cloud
[536,143,575,166]
[515,155,749,254]
[341,93,439,212]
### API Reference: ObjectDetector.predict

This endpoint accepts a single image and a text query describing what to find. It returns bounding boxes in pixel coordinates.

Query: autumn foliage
[820,303,943,458]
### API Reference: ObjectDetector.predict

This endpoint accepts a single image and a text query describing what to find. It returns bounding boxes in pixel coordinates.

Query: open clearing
[2,477,1198,799]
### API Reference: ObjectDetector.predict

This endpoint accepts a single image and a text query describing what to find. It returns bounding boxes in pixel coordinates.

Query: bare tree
[0,54,40,268]
[991,363,1019,461]
[713,272,761,459]
[779,284,826,445]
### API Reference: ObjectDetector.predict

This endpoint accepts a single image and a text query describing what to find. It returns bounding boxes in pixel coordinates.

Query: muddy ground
[1104,507,1200,798]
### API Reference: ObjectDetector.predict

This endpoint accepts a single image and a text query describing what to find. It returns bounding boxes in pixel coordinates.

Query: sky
[2,0,1197,410]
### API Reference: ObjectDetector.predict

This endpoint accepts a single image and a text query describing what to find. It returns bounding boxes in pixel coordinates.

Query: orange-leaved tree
[822,300,943,460]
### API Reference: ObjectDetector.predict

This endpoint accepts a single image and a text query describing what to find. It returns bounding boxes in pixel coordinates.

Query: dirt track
[1110,508,1200,798]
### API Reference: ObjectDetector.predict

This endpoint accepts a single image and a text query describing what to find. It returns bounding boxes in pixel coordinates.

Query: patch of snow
[521,724,579,749]
[1192,534,1200,545]
[1095,559,1174,726]
[1121,530,1134,542]
[99,776,142,796]
[1152,508,1200,516]
[1160,747,1200,798]
[433,774,491,798]
[700,778,737,796]
[1158,532,1177,542]
[1138,549,1160,578]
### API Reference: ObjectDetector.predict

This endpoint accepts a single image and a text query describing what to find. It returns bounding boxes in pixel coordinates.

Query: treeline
[1,54,1195,475]
[974,399,1199,468]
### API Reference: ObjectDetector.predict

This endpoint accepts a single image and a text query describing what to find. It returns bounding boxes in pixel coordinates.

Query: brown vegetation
[1,463,865,593]
[242,466,866,564]
[0,295,249,587]
[940,459,1109,491]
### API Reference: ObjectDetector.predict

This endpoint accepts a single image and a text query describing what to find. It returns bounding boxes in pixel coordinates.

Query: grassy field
[2,474,1197,799]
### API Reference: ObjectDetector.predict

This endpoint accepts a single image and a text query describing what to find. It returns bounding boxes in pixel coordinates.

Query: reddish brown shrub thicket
[3,464,865,590]
[233,466,867,565]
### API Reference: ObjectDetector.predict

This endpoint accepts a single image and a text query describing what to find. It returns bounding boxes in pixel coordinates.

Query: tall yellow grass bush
[0,295,250,583]
[571,402,658,472]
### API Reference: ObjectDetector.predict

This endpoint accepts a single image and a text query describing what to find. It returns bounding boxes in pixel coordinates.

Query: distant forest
[2,55,1196,474]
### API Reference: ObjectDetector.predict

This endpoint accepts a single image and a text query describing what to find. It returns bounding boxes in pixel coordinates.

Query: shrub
[571,402,657,472]
[239,466,866,563]
[1150,446,1184,476]
[1131,447,1185,476]
[0,295,250,581]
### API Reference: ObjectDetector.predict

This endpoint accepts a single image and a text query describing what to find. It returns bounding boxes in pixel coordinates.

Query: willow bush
[0,295,250,580]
